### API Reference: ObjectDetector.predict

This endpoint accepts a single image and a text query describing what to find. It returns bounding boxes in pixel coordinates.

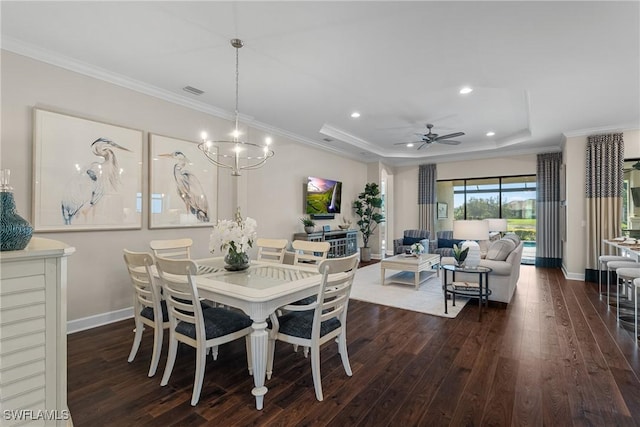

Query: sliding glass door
[439,175,537,264]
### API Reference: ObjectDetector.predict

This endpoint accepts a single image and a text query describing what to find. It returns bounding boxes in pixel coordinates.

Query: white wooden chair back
[154,257,204,342]
[123,249,168,376]
[256,238,288,263]
[154,256,253,406]
[267,253,359,401]
[123,250,160,316]
[149,238,193,260]
[292,240,330,266]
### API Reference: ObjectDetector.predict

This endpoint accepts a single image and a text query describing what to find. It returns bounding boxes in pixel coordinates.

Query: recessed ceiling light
[459,87,473,95]
[486,131,495,137]
[350,112,361,118]
[407,143,414,148]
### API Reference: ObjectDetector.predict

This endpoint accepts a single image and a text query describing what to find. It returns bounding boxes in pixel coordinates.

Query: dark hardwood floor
[67,266,640,426]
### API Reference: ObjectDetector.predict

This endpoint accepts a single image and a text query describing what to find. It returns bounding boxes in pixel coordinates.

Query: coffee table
[380,253,440,289]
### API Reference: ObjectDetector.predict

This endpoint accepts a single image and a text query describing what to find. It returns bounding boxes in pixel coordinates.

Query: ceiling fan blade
[435,132,465,140]
[417,142,432,150]
[436,139,461,145]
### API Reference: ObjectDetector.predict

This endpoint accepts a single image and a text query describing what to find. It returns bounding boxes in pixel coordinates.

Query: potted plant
[300,216,316,233]
[452,243,469,267]
[353,182,385,262]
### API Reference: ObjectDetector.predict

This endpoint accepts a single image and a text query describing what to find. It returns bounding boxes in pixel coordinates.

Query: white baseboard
[562,265,585,281]
[67,307,133,334]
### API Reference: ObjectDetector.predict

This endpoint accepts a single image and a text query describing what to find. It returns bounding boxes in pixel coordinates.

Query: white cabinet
[0,238,75,426]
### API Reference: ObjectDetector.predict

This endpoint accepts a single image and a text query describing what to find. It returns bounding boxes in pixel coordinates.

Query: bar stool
[598,255,631,300]
[607,260,640,307]
[614,267,640,326]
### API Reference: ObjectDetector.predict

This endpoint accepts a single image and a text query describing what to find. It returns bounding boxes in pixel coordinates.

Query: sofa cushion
[437,238,464,248]
[403,236,423,246]
[502,233,521,247]
[486,239,516,261]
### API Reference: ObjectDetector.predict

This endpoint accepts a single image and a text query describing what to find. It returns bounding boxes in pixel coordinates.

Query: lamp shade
[453,220,490,241]
[485,218,508,232]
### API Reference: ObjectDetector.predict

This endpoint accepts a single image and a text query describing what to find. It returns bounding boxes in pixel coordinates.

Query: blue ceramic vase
[1,170,33,251]
[1,191,33,251]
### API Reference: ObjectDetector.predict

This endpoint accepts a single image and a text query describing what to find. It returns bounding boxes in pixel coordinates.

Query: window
[440,175,536,240]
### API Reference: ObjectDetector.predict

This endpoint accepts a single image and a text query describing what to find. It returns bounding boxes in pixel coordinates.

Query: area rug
[350,263,469,318]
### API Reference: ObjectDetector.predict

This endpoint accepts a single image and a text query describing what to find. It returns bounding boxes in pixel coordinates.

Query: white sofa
[442,233,523,304]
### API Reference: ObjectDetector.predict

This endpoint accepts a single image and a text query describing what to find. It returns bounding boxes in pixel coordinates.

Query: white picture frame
[33,108,143,231]
[148,133,217,229]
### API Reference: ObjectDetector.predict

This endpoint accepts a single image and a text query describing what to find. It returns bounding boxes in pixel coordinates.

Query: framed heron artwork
[33,108,143,231]
[148,133,217,229]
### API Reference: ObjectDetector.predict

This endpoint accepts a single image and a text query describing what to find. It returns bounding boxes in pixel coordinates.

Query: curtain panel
[418,164,436,239]
[536,152,563,267]
[585,133,624,282]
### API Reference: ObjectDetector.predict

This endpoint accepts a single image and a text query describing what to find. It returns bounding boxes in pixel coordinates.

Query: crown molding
[563,123,640,138]
[2,36,342,157]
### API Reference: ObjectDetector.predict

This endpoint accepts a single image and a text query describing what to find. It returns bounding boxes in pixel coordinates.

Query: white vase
[461,240,481,268]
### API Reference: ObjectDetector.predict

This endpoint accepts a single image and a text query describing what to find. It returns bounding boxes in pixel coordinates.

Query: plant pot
[304,226,315,233]
[360,247,371,262]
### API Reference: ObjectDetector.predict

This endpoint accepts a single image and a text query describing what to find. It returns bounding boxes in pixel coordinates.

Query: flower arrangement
[410,242,424,255]
[209,208,257,267]
[453,243,469,266]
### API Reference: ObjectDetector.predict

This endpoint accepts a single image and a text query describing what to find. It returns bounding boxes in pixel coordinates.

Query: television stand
[293,229,357,258]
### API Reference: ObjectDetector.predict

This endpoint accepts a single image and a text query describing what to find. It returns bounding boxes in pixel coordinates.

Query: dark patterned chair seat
[175,307,252,340]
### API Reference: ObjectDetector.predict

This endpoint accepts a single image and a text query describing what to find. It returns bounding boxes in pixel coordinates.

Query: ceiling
[2,1,639,165]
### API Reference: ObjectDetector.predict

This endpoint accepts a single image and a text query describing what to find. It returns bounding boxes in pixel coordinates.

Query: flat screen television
[306,176,342,215]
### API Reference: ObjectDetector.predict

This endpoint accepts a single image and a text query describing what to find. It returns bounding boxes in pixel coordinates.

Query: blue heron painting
[61,137,131,225]
[158,151,209,222]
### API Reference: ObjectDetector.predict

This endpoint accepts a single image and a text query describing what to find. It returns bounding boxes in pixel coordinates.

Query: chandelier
[198,39,274,176]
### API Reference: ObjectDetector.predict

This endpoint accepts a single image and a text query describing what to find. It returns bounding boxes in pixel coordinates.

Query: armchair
[393,229,430,255]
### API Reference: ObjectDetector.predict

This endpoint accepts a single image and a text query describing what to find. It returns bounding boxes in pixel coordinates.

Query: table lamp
[485,218,508,237]
[453,220,490,268]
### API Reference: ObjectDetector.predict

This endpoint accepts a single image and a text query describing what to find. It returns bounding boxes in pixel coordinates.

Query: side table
[442,264,492,321]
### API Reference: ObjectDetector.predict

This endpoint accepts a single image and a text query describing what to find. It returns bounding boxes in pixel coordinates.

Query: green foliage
[453,244,469,264]
[300,216,315,227]
[353,182,385,248]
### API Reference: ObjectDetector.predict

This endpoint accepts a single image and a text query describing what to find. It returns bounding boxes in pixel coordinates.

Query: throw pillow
[403,236,423,246]
[502,233,521,247]
[485,239,516,261]
[437,238,464,248]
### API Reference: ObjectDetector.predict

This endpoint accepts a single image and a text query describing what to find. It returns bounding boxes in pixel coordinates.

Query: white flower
[209,209,257,255]
[411,242,424,254]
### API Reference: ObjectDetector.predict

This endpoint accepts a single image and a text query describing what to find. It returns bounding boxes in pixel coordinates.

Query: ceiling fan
[394,124,465,150]
[624,160,640,172]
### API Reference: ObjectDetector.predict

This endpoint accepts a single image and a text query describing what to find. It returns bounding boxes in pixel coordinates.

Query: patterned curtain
[418,164,436,238]
[536,152,562,267]
[585,133,624,282]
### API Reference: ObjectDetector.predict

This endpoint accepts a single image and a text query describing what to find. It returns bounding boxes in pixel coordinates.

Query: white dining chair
[256,238,288,263]
[149,238,193,259]
[123,250,169,377]
[155,256,253,406]
[267,253,359,401]
[292,240,330,266]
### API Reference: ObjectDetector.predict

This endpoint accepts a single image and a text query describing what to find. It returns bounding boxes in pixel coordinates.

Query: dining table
[174,257,324,410]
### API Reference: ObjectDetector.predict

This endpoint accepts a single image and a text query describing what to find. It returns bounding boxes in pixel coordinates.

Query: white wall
[563,129,640,279]
[0,51,367,322]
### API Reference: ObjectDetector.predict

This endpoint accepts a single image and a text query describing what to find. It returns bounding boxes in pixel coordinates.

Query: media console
[293,229,358,258]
